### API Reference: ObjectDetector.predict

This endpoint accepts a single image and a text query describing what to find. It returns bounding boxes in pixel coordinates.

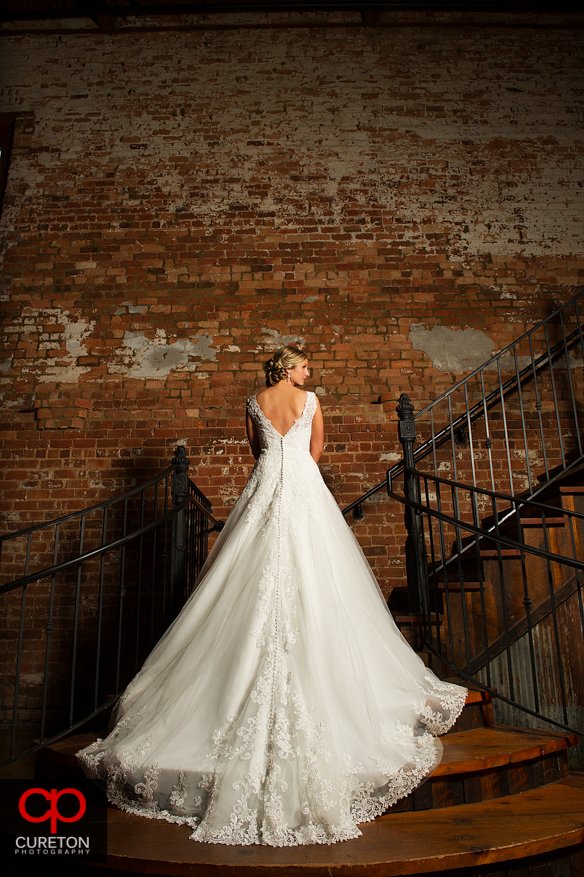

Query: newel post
[396,394,429,615]
[170,445,190,615]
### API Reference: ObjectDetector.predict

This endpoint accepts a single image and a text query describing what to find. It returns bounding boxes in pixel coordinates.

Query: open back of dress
[78,391,466,846]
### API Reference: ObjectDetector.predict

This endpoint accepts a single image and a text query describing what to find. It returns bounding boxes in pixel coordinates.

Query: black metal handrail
[399,467,584,569]
[0,463,175,547]
[0,447,219,766]
[0,502,186,595]
[342,288,584,519]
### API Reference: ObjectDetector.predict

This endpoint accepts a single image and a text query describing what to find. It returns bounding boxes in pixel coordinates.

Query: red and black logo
[19,788,86,834]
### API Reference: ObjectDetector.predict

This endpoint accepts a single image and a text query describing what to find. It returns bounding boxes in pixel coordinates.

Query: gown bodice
[247,391,317,455]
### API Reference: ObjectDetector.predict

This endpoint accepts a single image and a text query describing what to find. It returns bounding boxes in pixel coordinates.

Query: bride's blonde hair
[264,346,307,387]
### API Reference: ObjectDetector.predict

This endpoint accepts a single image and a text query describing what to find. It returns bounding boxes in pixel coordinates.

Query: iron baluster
[162,472,171,620]
[543,321,565,469]
[463,382,477,489]
[150,480,160,646]
[514,344,532,496]
[451,481,472,671]
[497,357,514,498]
[170,447,189,617]
[436,477,456,667]
[480,369,496,495]
[134,486,147,674]
[115,497,129,694]
[422,475,439,650]
[69,514,86,728]
[540,509,569,726]
[396,394,428,615]
[517,503,540,716]
[40,523,60,743]
[560,309,582,458]
[11,531,32,759]
[471,491,491,689]
[528,334,548,483]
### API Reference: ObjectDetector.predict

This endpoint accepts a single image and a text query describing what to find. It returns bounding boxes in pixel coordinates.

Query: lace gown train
[78,392,467,846]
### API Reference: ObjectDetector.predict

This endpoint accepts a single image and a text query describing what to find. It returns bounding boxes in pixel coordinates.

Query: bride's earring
[286,371,291,383]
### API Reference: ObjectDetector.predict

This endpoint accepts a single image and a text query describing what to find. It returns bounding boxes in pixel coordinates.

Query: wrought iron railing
[187,478,224,599]
[386,466,584,739]
[337,289,584,743]
[0,446,221,765]
[343,287,584,520]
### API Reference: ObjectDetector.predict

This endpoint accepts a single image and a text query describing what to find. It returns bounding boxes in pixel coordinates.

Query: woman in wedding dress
[78,346,466,847]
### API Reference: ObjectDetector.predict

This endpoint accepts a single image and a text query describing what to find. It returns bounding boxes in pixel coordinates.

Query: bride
[78,346,466,847]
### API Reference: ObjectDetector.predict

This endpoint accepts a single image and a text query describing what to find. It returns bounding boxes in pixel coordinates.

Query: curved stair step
[97,774,584,876]
[434,725,576,776]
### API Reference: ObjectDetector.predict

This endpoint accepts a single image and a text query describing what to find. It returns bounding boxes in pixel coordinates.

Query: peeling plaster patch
[304,295,320,303]
[261,328,305,349]
[545,351,583,369]
[122,301,148,314]
[500,292,517,300]
[380,452,401,463]
[109,330,217,378]
[225,345,241,353]
[0,394,24,408]
[0,357,13,373]
[409,324,494,373]
[40,316,96,383]
[115,302,148,316]
[14,309,96,383]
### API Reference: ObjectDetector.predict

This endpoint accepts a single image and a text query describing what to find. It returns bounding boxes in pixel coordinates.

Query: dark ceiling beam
[1,1,583,23]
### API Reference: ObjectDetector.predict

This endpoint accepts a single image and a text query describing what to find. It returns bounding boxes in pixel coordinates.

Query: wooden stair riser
[560,488,584,562]
[448,697,494,733]
[391,748,568,813]
[439,540,581,669]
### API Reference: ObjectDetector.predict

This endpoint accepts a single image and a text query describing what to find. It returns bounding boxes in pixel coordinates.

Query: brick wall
[1,14,584,603]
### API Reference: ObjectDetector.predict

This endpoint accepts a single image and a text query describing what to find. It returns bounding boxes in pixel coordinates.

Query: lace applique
[169,772,188,812]
[76,739,105,778]
[121,734,153,772]
[421,677,467,734]
[134,762,160,805]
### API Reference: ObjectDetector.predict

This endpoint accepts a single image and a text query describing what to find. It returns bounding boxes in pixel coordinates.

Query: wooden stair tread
[438,580,482,590]
[433,726,576,776]
[98,775,584,875]
[42,724,575,780]
[520,516,568,525]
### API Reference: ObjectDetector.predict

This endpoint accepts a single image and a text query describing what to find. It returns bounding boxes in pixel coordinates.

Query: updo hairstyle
[264,346,307,387]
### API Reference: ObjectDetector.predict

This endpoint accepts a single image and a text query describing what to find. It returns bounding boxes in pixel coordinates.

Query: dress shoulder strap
[304,391,318,421]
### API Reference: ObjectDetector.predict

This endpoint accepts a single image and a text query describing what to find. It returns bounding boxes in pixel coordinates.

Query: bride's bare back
[246,352,323,461]
[255,384,308,437]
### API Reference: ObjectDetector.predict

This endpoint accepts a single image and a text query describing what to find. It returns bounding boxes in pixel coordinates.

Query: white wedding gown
[78,391,466,846]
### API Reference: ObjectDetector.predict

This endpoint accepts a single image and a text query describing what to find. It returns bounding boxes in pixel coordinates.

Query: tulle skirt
[78,453,466,846]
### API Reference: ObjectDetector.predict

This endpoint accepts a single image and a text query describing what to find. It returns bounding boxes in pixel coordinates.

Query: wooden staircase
[27,685,584,877]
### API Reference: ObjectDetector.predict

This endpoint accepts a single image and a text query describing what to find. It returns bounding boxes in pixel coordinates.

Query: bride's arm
[310,398,324,463]
[246,411,261,460]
